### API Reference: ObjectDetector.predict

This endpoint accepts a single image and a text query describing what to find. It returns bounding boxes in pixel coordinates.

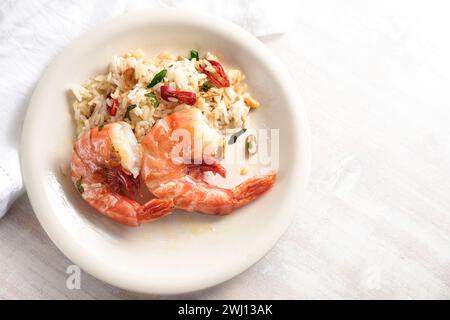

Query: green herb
[124,104,137,120]
[200,82,214,92]
[145,92,160,108]
[147,69,167,88]
[189,49,199,61]
[98,123,104,131]
[228,128,247,145]
[76,176,84,193]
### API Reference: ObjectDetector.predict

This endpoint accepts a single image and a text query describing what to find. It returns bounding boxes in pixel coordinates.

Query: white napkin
[0,0,293,218]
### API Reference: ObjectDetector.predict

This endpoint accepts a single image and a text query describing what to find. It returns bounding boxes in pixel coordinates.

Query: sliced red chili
[106,166,141,197]
[106,95,119,116]
[200,60,230,88]
[160,85,197,105]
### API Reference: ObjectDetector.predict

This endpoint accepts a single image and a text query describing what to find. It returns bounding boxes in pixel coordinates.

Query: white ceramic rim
[21,8,311,294]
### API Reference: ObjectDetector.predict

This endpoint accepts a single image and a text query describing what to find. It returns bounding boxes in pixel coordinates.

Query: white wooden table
[2,1,450,299]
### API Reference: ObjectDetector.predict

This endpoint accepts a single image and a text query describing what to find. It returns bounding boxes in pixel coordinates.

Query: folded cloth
[0,0,293,218]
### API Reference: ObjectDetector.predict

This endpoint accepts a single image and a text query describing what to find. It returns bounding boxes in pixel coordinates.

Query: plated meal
[70,49,277,226]
[22,9,310,293]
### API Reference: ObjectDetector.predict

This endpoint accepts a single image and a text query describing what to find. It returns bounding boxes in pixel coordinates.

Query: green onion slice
[124,104,137,120]
[76,176,84,193]
[228,128,247,145]
[145,92,160,108]
[200,82,214,92]
[189,49,199,61]
[147,69,167,88]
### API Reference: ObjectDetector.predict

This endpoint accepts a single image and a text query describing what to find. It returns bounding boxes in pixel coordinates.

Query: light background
[1,0,450,299]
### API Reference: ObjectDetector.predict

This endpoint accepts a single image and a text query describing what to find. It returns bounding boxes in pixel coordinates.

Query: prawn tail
[137,198,174,224]
[187,158,227,178]
[232,174,277,209]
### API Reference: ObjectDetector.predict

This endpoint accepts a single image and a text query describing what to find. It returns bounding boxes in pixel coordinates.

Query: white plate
[21,9,310,294]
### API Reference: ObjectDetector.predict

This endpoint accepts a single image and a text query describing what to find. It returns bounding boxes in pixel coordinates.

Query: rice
[70,49,259,140]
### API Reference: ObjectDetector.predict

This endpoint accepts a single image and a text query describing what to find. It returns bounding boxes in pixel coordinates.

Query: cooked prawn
[71,122,173,226]
[141,108,276,215]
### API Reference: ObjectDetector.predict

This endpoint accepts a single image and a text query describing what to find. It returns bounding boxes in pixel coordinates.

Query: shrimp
[141,108,276,215]
[71,122,173,226]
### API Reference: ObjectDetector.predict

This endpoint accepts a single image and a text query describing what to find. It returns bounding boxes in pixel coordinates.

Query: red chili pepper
[107,96,119,116]
[160,85,197,105]
[106,167,141,197]
[201,60,230,88]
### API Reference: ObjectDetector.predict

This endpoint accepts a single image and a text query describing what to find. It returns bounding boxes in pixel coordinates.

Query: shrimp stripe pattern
[71,122,173,226]
[141,108,276,215]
